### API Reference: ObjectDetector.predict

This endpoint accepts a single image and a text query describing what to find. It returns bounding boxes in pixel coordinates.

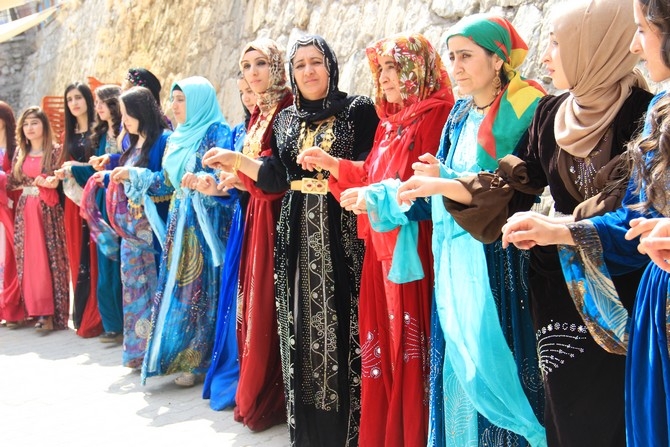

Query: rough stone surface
[0,0,662,124]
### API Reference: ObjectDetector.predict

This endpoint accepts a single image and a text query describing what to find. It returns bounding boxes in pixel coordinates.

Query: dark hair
[118,86,167,167]
[629,0,670,213]
[125,68,162,105]
[0,101,16,166]
[91,85,122,149]
[14,106,61,180]
[64,82,95,159]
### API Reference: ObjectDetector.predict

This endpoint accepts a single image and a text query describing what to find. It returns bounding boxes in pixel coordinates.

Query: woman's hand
[411,152,441,177]
[91,171,107,186]
[217,170,244,191]
[89,154,110,171]
[296,147,338,175]
[628,217,670,271]
[202,148,236,171]
[194,174,224,196]
[502,213,574,249]
[53,166,70,180]
[340,187,367,214]
[181,172,199,189]
[397,175,448,206]
[34,176,59,189]
[110,167,130,184]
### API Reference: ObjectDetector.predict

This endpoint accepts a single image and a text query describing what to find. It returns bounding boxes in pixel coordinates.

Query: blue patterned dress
[134,123,235,383]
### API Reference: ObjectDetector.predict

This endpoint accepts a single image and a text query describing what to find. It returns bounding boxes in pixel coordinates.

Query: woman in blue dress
[112,76,235,387]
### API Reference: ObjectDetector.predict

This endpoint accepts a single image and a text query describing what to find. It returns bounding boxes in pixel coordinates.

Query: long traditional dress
[555,91,668,447]
[330,34,454,447]
[232,39,292,431]
[138,83,235,383]
[62,130,102,337]
[96,131,171,367]
[72,134,123,335]
[12,154,69,329]
[0,150,21,323]
[427,16,547,447]
[203,121,247,410]
[256,89,378,445]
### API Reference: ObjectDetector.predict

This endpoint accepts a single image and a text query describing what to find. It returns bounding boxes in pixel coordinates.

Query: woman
[202,73,256,411]
[399,1,653,445]
[113,76,234,387]
[0,101,21,327]
[10,107,69,331]
[61,82,102,338]
[204,35,379,445]
[204,39,292,428]
[87,86,171,367]
[301,33,454,446]
[64,84,124,343]
[393,15,547,447]
[502,1,670,444]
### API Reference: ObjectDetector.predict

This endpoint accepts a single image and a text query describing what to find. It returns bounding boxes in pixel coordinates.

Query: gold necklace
[297,117,336,180]
[243,106,277,159]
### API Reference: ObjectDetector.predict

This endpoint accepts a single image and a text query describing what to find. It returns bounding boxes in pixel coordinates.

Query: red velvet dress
[234,92,293,431]
[0,153,22,322]
[330,100,452,447]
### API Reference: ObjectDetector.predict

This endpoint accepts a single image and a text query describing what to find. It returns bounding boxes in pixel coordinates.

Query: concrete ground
[0,324,290,447]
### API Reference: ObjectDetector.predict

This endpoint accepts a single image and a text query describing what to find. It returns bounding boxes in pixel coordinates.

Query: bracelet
[232,153,242,174]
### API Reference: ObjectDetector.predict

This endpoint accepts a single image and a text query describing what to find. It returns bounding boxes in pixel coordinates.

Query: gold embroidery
[297,116,336,182]
[243,106,277,159]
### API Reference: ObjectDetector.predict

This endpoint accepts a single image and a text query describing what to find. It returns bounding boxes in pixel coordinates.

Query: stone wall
[0,31,36,112]
[4,0,580,124]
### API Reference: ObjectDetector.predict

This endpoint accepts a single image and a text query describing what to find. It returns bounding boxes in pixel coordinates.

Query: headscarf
[239,39,291,113]
[553,0,647,158]
[288,35,350,123]
[446,14,546,171]
[163,76,226,187]
[367,33,453,118]
[126,68,162,104]
[365,33,455,181]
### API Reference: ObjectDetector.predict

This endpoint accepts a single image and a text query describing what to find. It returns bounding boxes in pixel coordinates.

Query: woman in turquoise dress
[112,76,235,387]
[398,15,546,447]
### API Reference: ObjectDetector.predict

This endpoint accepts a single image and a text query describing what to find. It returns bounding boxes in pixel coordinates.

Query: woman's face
[630,0,670,82]
[447,36,502,99]
[66,88,88,119]
[237,78,256,113]
[95,98,111,122]
[22,114,44,144]
[240,50,271,95]
[292,45,330,101]
[377,55,403,104]
[120,101,140,136]
[541,31,570,90]
[171,90,187,124]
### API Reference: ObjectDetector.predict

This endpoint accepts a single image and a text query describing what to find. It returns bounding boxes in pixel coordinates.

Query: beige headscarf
[553,0,647,158]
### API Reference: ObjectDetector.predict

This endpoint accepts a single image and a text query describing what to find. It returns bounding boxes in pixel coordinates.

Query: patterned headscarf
[553,0,647,158]
[366,33,452,118]
[288,35,350,123]
[126,68,162,104]
[239,38,290,112]
[446,14,546,171]
[164,76,226,186]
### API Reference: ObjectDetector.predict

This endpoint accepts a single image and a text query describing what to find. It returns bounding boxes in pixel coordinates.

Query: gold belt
[290,178,328,195]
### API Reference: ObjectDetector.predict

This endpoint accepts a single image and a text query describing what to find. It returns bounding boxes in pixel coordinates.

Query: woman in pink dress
[10,107,69,331]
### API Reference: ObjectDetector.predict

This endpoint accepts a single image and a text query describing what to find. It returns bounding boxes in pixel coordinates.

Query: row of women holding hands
[2,0,667,445]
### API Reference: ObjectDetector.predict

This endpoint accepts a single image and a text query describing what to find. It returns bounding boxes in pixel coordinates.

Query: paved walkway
[0,324,290,447]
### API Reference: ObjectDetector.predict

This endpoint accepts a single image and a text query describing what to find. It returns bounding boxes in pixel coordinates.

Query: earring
[492,68,502,95]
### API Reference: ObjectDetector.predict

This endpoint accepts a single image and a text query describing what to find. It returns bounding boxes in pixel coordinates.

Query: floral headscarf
[239,38,290,112]
[126,68,162,104]
[366,33,451,118]
[446,14,546,170]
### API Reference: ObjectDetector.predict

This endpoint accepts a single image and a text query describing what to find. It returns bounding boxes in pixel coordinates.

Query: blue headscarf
[163,76,226,186]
